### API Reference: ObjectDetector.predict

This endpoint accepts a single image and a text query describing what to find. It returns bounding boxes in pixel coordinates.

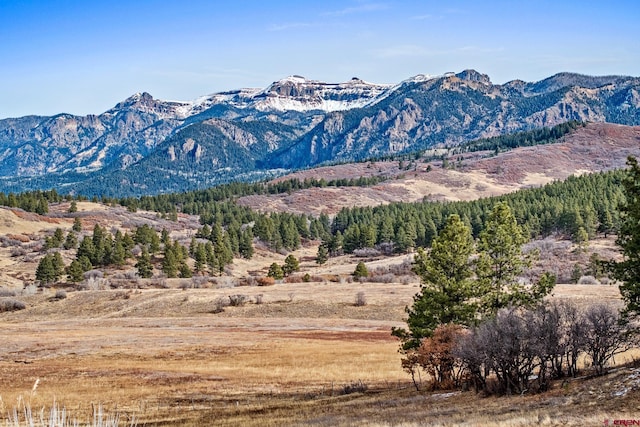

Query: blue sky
[0,0,638,118]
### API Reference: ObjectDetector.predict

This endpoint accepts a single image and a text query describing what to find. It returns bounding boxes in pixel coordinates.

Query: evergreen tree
[52,228,64,247]
[111,240,127,266]
[68,200,78,213]
[78,255,93,272]
[609,156,640,319]
[267,262,284,280]
[179,262,192,278]
[392,214,476,349]
[194,243,208,273]
[239,229,254,259]
[476,202,554,316]
[283,254,300,276]
[35,198,48,215]
[316,244,329,265]
[162,247,179,278]
[575,226,590,250]
[72,217,82,232]
[63,232,78,250]
[35,255,56,285]
[66,259,85,282]
[353,261,369,279]
[161,228,171,246]
[52,252,65,280]
[77,236,96,264]
[135,248,153,278]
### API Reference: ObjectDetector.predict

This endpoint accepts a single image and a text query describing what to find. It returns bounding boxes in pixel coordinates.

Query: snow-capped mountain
[0,70,639,196]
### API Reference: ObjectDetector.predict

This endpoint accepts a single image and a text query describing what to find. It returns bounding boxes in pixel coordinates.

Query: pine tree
[179,262,192,278]
[194,243,207,273]
[52,228,64,247]
[609,156,640,319]
[63,232,77,250]
[35,255,55,285]
[353,261,369,279]
[162,247,179,278]
[161,228,171,247]
[68,200,78,213]
[66,259,85,282]
[72,217,82,232]
[111,240,127,266]
[77,237,96,265]
[52,252,65,280]
[392,214,476,349]
[283,254,300,276]
[239,229,254,259]
[316,244,329,265]
[267,263,284,280]
[135,248,153,279]
[476,202,555,316]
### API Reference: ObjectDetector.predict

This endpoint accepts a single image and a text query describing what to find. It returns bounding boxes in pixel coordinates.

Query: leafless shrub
[388,258,415,276]
[0,236,23,248]
[191,276,208,289]
[215,277,238,288]
[80,276,107,291]
[0,289,17,297]
[212,296,229,313]
[354,291,367,307]
[257,277,275,286]
[241,276,258,287]
[455,301,631,396]
[53,290,67,300]
[284,275,304,284]
[179,281,191,290]
[83,270,104,280]
[228,294,248,307]
[149,278,168,289]
[10,247,27,257]
[124,271,139,280]
[376,242,395,256]
[578,275,600,285]
[22,284,37,296]
[255,294,264,305]
[341,380,368,395]
[368,273,396,283]
[0,298,26,312]
[583,303,629,375]
[23,253,38,263]
[353,248,381,258]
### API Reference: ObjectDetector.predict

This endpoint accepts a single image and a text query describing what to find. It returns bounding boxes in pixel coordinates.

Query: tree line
[318,169,624,261]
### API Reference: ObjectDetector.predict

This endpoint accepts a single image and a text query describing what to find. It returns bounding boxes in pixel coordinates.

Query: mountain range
[1,69,638,197]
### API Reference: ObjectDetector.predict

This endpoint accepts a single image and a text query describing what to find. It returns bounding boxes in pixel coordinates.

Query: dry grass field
[0,278,637,426]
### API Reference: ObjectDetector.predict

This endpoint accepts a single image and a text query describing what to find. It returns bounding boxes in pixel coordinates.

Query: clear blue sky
[1,0,638,119]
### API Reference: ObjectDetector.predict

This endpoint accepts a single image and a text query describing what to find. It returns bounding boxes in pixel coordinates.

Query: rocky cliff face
[0,70,639,196]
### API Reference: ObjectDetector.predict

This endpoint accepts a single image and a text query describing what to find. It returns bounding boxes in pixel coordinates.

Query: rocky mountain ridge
[0,70,638,196]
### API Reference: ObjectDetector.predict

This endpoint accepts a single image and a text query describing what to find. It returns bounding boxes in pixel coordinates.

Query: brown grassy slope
[238,123,640,215]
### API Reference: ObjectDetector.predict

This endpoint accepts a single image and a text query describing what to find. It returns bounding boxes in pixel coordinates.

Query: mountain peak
[455,69,491,84]
[115,92,155,110]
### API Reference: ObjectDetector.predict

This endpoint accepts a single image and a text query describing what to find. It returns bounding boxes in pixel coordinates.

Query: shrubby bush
[0,299,26,312]
[401,302,629,394]
[577,275,600,285]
